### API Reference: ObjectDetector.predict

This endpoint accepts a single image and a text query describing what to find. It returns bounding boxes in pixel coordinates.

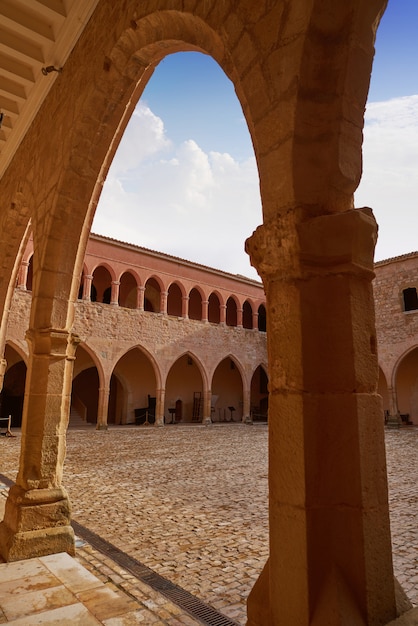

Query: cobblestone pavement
[0,424,417,625]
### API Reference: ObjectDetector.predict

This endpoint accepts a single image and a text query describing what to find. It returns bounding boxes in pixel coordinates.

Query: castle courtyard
[0,424,416,625]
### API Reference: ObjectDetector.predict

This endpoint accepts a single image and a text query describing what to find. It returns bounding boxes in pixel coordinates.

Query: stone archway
[165,353,205,423]
[212,357,244,422]
[394,347,418,425]
[1,345,27,428]
[0,3,398,625]
[110,347,158,425]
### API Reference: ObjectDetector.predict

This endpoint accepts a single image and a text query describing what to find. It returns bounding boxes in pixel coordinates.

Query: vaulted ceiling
[0,0,99,178]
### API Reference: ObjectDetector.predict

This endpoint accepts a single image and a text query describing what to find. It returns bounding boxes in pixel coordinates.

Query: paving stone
[0,424,416,624]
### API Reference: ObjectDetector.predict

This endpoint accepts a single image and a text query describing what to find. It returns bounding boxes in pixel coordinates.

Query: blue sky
[94,0,418,279]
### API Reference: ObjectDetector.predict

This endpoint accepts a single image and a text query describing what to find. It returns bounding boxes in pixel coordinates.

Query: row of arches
[2,343,268,428]
[19,255,267,331]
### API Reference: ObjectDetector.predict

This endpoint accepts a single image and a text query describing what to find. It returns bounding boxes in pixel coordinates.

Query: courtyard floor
[0,424,416,624]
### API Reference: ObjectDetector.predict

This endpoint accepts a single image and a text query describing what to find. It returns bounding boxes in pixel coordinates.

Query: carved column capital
[25,328,80,359]
[246,208,377,284]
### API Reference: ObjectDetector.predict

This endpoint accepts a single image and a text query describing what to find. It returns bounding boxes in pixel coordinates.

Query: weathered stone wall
[374,254,418,383]
[7,290,267,392]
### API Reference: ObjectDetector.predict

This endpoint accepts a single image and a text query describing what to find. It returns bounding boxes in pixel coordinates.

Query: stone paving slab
[0,424,417,625]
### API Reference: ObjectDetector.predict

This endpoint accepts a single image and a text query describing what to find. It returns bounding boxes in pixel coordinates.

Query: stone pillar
[110,280,120,306]
[252,311,259,331]
[246,208,396,626]
[386,386,401,428]
[202,299,209,323]
[17,260,29,290]
[96,385,110,430]
[82,274,93,301]
[202,389,212,425]
[237,307,243,328]
[155,387,165,426]
[220,304,226,325]
[242,388,251,424]
[137,285,145,311]
[160,291,167,315]
[0,328,80,561]
[182,296,189,319]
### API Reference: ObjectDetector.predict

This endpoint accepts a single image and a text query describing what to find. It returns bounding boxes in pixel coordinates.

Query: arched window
[119,272,138,309]
[167,283,183,316]
[92,266,112,304]
[243,300,253,329]
[258,304,267,332]
[189,288,202,320]
[208,292,220,324]
[226,296,237,327]
[144,278,161,313]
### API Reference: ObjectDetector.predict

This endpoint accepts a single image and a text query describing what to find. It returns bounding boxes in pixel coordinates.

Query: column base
[96,423,108,430]
[202,417,212,426]
[0,484,75,561]
[386,414,402,429]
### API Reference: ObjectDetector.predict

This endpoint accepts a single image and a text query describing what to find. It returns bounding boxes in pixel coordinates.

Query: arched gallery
[0,1,416,625]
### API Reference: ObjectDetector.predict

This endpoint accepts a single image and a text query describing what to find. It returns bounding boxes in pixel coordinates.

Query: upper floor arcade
[17,233,267,332]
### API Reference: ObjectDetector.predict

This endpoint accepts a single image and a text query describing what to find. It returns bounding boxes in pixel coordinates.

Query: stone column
[137,285,145,311]
[202,389,212,425]
[202,299,209,323]
[0,328,80,561]
[182,296,189,319]
[96,385,110,430]
[82,274,93,301]
[386,386,401,428]
[110,280,120,306]
[160,291,167,315]
[155,387,165,426]
[252,311,259,331]
[237,307,243,328]
[246,208,396,626]
[17,260,29,290]
[219,304,226,325]
[242,388,251,424]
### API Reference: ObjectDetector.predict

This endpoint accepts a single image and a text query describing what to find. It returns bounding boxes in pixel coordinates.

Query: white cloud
[93,105,262,279]
[356,95,418,259]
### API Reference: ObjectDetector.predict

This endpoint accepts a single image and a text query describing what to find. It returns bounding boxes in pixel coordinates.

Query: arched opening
[250,365,269,422]
[92,266,112,304]
[226,296,237,327]
[72,368,99,425]
[71,345,100,425]
[188,287,202,321]
[243,300,253,329]
[208,292,220,324]
[165,354,204,423]
[144,278,161,313]
[395,348,418,425]
[1,345,27,427]
[167,282,183,317]
[111,347,157,425]
[119,272,138,309]
[211,357,243,422]
[258,304,266,332]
